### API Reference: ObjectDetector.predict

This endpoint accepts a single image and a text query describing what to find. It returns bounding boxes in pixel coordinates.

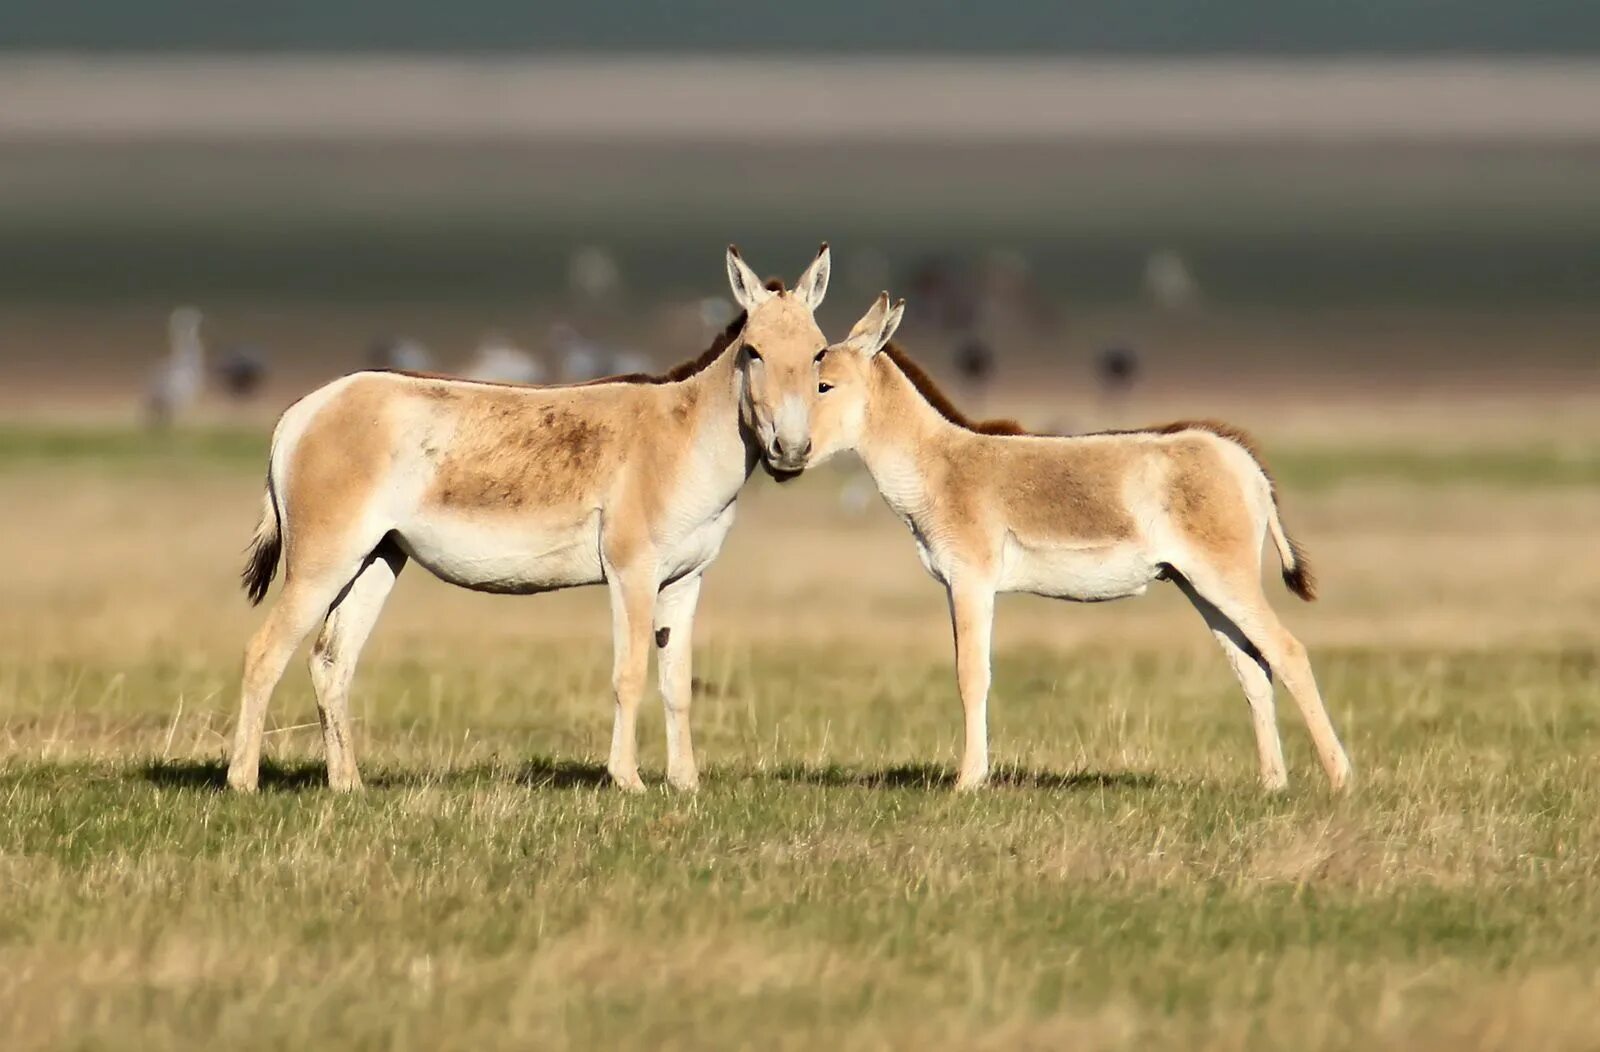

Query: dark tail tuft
[1282,537,1318,602]
[240,483,282,606]
[241,531,281,606]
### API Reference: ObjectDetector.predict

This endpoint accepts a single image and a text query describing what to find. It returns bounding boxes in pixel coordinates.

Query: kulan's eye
[744,345,762,363]
[818,381,833,394]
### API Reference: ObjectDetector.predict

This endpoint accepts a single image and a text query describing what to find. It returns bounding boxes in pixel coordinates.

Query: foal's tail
[1266,497,1316,602]
[241,478,282,606]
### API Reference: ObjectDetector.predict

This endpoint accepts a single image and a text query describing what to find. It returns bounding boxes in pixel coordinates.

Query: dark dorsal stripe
[879,345,1276,487]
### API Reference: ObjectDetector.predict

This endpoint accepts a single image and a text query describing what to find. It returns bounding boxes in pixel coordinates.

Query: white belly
[396,509,604,594]
[999,537,1159,602]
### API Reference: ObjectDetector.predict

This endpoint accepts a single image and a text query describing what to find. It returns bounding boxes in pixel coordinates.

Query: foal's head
[725,243,832,478]
[806,292,905,465]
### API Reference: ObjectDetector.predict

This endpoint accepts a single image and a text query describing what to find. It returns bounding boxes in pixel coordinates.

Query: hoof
[609,769,647,794]
[225,768,259,794]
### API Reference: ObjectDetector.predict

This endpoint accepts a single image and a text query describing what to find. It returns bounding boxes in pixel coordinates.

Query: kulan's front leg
[946,578,997,791]
[654,573,704,791]
[604,564,658,793]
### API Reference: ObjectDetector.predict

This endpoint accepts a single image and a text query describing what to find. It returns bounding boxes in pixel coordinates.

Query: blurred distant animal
[550,322,606,382]
[1144,248,1200,310]
[1093,344,1143,426]
[952,334,997,407]
[908,256,977,332]
[697,297,736,335]
[216,344,268,401]
[568,245,622,303]
[607,349,654,377]
[463,332,545,384]
[145,306,206,427]
[367,336,433,374]
[1096,345,1141,395]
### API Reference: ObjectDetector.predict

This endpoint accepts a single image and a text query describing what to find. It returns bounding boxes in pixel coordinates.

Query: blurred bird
[696,296,737,335]
[568,245,622,304]
[215,344,268,401]
[550,323,606,383]
[607,348,654,377]
[145,306,206,428]
[1094,343,1143,426]
[1096,345,1141,393]
[1143,248,1200,310]
[463,331,545,384]
[367,336,433,373]
[952,334,997,409]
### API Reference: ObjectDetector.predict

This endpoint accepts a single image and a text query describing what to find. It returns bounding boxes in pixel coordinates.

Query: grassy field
[2,417,1599,1050]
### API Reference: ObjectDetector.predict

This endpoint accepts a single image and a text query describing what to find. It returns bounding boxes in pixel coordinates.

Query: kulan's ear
[793,242,830,310]
[726,245,774,311]
[845,293,903,357]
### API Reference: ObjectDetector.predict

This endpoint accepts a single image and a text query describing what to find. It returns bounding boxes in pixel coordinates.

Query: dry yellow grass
[1,422,1598,1050]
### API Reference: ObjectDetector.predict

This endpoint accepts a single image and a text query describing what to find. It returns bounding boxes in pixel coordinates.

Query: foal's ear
[793,242,830,311]
[844,293,904,357]
[726,245,775,311]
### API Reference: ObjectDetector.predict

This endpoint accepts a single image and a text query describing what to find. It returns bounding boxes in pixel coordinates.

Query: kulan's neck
[680,342,761,485]
[855,355,959,515]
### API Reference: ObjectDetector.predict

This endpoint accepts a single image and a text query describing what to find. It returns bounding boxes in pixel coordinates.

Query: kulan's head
[804,292,905,467]
[725,243,833,478]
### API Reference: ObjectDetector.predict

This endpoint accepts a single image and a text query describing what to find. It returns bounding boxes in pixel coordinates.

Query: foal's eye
[818,382,833,394]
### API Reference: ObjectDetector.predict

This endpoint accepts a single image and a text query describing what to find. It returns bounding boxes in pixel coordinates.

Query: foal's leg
[654,573,704,792]
[946,577,997,791]
[1177,566,1352,792]
[1170,573,1288,790]
[603,560,658,793]
[308,540,406,792]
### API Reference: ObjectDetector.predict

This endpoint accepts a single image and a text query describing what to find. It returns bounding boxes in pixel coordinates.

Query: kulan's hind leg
[1171,573,1288,790]
[228,572,354,792]
[1175,565,1352,792]
[308,540,407,792]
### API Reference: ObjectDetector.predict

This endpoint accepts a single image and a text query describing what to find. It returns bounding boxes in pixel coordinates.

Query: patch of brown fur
[950,440,1137,544]
[878,343,1317,598]
[425,395,619,510]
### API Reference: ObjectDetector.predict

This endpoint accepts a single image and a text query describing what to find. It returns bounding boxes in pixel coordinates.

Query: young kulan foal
[807,294,1353,792]
[229,245,835,793]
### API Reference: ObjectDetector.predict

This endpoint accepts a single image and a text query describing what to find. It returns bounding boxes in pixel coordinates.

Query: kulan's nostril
[801,440,813,457]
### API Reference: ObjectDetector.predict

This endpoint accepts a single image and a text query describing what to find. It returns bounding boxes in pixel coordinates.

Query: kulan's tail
[1266,497,1317,602]
[241,479,282,606]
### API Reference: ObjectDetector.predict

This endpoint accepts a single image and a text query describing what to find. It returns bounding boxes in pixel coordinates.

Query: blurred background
[1,1,1596,428]
[1,5,1598,662]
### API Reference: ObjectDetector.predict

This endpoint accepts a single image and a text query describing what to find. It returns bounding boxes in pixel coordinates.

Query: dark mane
[880,344,1029,436]
[881,346,1272,473]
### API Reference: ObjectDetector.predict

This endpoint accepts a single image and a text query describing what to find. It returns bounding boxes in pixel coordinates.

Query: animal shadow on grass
[139,758,327,792]
[140,756,614,792]
[771,761,1160,792]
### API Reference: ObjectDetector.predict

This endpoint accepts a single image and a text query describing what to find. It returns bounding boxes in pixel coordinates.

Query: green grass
[7,423,1600,489]
[3,645,1599,1049]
